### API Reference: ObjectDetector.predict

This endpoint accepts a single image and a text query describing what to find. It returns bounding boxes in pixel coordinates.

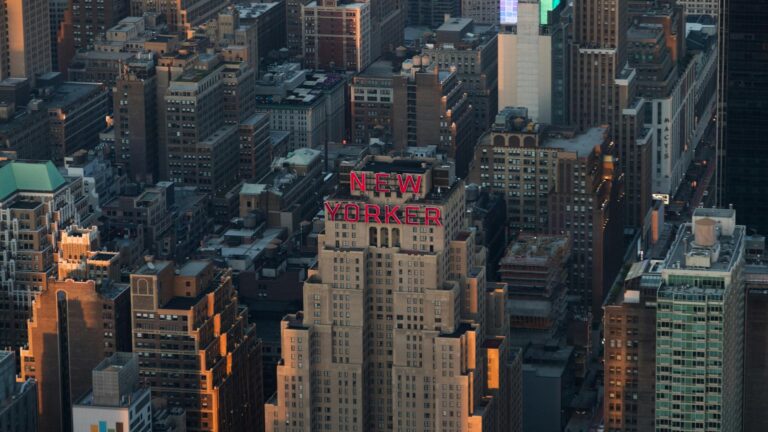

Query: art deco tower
[265,155,516,432]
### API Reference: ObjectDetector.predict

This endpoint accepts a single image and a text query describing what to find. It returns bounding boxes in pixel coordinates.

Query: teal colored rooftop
[0,161,67,200]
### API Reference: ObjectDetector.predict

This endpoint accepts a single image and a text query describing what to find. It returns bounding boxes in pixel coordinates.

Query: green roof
[0,161,67,200]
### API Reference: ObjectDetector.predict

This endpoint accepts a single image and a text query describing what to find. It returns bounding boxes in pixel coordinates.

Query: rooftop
[8,200,42,210]
[241,112,269,126]
[0,161,67,201]
[501,234,570,265]
[47,82,103,109]
[174,64,219,84]
[93,352,136,372]
[135,259,173,275]
[508,297,553,318]
[284,313,308,330]
[358,59,399,78]
[75,387,149,408]
[483,338,504,349]
[71,51,135,62]
[270,131,290,148]
[692,207,735,219]
[627,23,664,42]
[522,344,574,376]
[164,295,201,310]
[542,126,607,157]
[663,210,744,276]
[442,322,474,338]
[241,168,306,198]
[234,2,280,19]
[361,158,430,174]
[306,0,366,9]
[200,227,284,266]
[91,252,119,262]
[273,147,321,168]
[97,281,130,301]
[178,260,210,277]
[437,17,473,33]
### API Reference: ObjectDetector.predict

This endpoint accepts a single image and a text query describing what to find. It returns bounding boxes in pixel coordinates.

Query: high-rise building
[622,4,703,202]
[0,0,53,80]
[469,108,625,318]
[301,0,372,73]
[255,66,346,151]
[392,57,475,177]
[21,226,131,432]
[742,260,768,432]
[165,56,240,197]
[0,79,50,160]
[367,0,405,58]
[350,59,396,145]
[498,0,570,125]
[57,0,128,72]
[603,259,660,432]
[285,0,313,58]
[469,107,552,232]
[101,182,174,258]
[465,186,508,280]
[55,0,128,72]
[422,17,498,130]
[406,0,458,28]
[461,0,500,25]
[239,113,272,181]
[130,259,263,432]
[499,234,571,344]
[222,63,256,126]
[721,0,768,233]
[49,0,67,71]
[239,148,323,234]
[62,148,124,216]
[570,0,653,227]
[130,0,227,34]
[677,0,719,16]
[0,351,37,432]
[155,52,197,181]
[47,82,110,163]
[67,51,135,87]
[547,126,625,318]
[520,343,576,431]
[654,208,745,431]
[0,160,94,350]
[204,8,260,74]
[114,54,159,184]
[234,2,287,60]
[264,155,515,432]
[72,353,153,432]
[625,18,697,199]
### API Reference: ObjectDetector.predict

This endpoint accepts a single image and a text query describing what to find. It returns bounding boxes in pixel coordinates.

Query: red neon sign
[349,172,423,194]
[324,172,441,226]
[325,202,442,226]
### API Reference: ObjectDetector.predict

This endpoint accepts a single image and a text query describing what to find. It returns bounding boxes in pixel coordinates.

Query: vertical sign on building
[539,0,561,24]
[500,0,519,24]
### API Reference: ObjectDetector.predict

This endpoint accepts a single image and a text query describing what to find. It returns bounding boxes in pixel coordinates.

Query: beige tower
[0,0,52,80]
[265,155,517,432]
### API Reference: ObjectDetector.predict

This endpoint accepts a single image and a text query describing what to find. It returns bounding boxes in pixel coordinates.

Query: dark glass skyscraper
[722,0,768,233]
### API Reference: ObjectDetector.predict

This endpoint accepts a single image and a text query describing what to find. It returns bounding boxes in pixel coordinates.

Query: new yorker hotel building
[265,155,514,432]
